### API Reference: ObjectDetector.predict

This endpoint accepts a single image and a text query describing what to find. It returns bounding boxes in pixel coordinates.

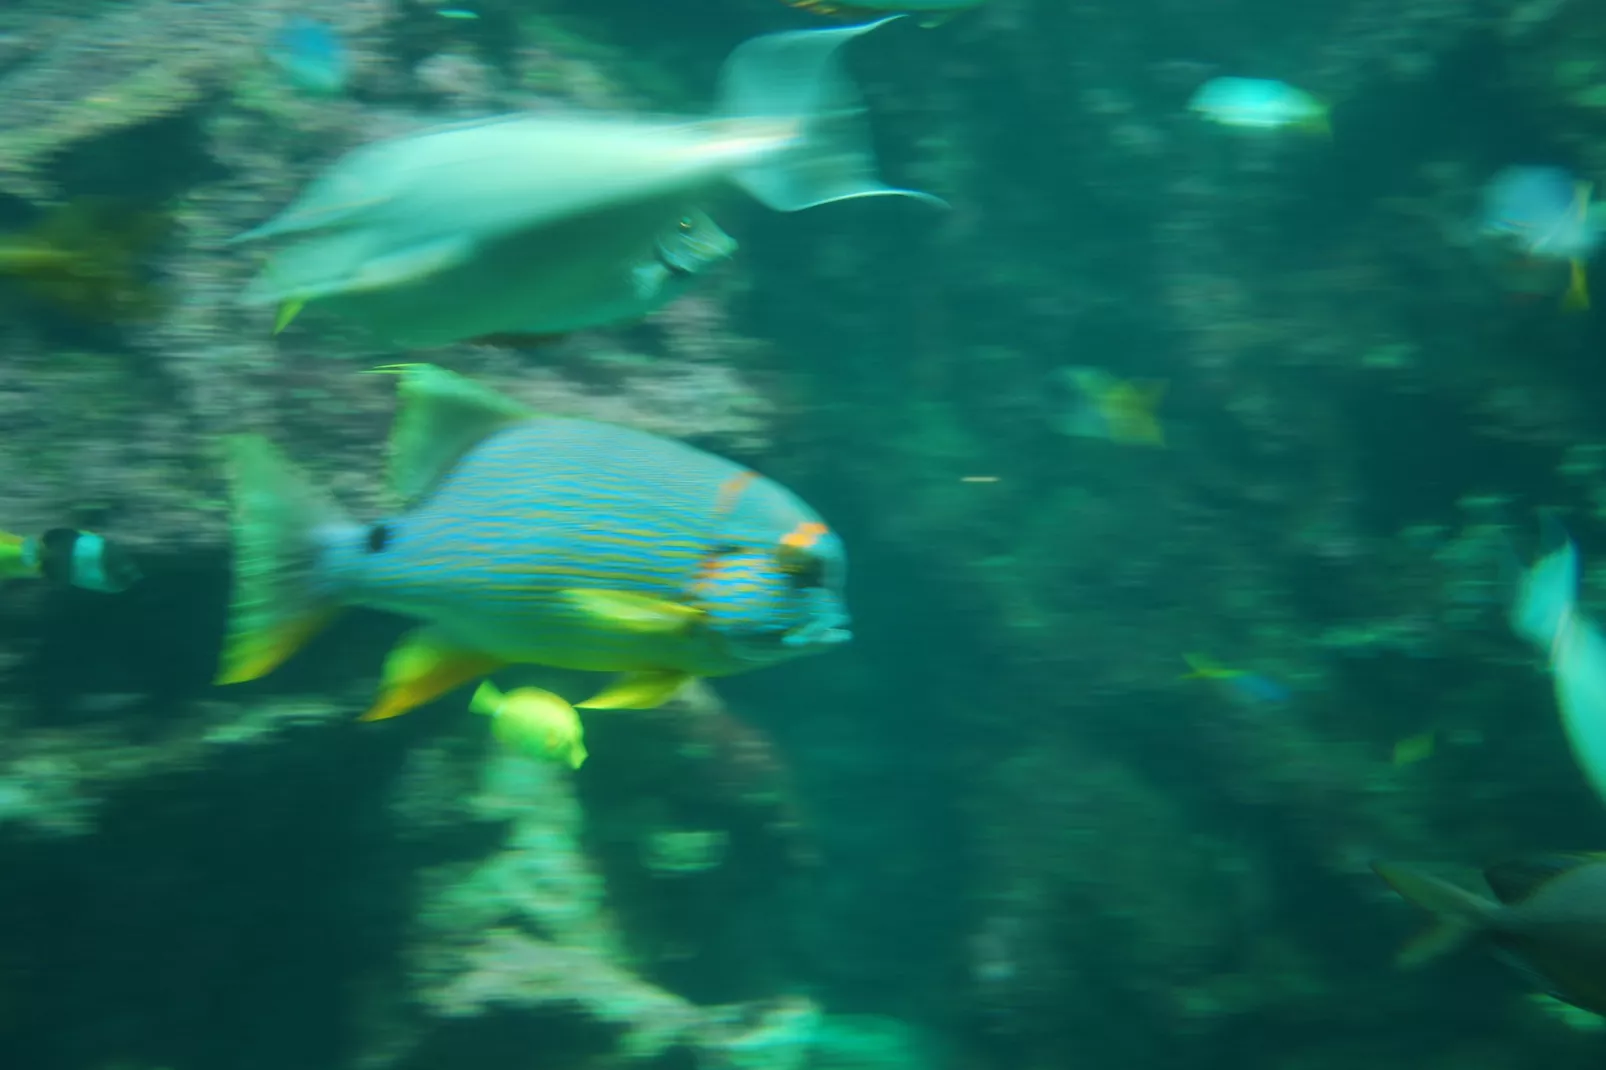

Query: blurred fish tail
[469,680,505,717]
[1511,537,1579,654]
[1372,862,1498,968]
[717,18,946,211]
[215,436,354,685]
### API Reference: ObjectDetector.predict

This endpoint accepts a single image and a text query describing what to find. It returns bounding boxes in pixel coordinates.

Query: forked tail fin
[1372,862,1498,969]
[717,17,947,212]
[215,435,352,685]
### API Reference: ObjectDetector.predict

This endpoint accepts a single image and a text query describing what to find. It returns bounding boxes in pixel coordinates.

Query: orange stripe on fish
[780,521,828,552]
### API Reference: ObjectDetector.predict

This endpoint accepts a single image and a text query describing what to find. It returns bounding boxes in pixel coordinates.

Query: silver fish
[236,18,944,346]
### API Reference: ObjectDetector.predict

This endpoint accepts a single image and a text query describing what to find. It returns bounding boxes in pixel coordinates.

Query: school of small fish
[9,0,1606,1030]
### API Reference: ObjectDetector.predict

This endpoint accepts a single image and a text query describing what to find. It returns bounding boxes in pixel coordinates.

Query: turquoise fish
[237,18,943,346]
[1478,166,1605,311]
[215,364,850,721]
[1188,77,1329,134]
[1511,535,1606,807]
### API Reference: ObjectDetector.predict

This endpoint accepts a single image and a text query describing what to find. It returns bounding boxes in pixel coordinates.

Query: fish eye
[679,217,694,232]
[779,547,825,590]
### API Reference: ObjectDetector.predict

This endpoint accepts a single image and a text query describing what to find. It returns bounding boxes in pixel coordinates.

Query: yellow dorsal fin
[360,627,503,721]
[578,669,694,710]
[368,364,534,507]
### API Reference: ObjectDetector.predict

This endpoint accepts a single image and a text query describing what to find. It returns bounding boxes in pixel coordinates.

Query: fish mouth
[781,618,852,650]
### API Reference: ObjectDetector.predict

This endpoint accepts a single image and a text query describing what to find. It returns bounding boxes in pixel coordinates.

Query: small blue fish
[267,16,350,97]
[1479,166,1605,311]
[1188,77,1329,135]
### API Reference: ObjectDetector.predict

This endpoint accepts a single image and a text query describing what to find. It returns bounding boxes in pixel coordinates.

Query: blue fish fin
[215,436,351,685]
[360,627,503,722]
[561,589,704,635]
[372,363,533,505]
[717,18,947,211]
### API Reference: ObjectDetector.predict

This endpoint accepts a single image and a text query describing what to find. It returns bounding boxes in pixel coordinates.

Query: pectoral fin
[360,628,503,722]
[578,669,694,710]
[562,589,704,635]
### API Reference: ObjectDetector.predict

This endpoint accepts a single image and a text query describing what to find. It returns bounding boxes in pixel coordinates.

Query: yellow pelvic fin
[578,669,695,710]
[562,589,704,635]
[360,628,503,722]
[273,299,306,335]
[1563,259,1590,312]
[469,680,506,717]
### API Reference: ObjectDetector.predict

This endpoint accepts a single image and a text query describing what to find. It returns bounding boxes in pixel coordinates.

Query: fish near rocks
[1374,854,1606,1017]
[236,18,944,347]
[214,364,851,722]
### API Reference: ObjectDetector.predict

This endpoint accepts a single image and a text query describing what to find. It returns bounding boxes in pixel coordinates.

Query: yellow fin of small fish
[1180,653,1242,681]
[370,363,534,506]
[0,530,37,580]
[561,589,704,635]
[578,669,694,710]
[273,299,305,335]
[1102,380,1166,447]
[1563,259,1590,312]
[1301,106,1333,138]
[360,627,504,721]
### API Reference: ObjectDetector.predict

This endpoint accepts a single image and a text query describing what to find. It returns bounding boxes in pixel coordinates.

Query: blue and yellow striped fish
[214,363,850,721]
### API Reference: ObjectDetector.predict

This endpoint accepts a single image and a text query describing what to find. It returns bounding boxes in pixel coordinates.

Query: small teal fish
[1188,77,1329,135]
[1479,166,1605,311]
[214,364,851,722]
[267,16,350,97]
[0,527,139,593]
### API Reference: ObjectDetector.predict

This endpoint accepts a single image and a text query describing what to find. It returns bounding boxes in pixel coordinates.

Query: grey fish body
[234,19,943,344]
[1376,855,1606,1016]
[313,200,732,348]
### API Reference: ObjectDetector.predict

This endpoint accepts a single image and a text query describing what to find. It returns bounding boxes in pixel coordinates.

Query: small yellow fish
[1061,367,1166,447]
[470,681,588,769]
